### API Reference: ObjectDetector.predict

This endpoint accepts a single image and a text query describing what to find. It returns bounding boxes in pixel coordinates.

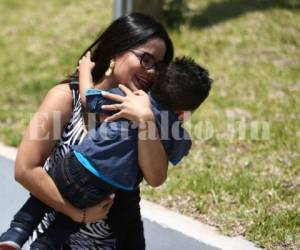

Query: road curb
[140,200,262,250]
[0,142,18,160]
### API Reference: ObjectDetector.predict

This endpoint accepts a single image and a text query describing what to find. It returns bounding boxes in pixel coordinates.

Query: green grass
[0,0,113,145]
[0,1,299,249]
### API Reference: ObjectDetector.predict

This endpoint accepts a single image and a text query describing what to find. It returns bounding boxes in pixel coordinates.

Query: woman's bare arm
[14,84,112,222]
[14,84,79,217]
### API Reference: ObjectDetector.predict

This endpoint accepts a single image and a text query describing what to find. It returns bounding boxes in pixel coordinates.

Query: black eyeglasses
[130,49,164,71]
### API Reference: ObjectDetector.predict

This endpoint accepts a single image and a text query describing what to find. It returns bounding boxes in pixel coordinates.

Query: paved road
[0,155,213,250]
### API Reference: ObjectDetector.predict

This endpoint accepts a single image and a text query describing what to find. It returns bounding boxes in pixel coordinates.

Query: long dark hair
[61,13,174,84]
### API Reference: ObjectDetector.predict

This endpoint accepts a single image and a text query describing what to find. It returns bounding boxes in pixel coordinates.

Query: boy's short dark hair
[152,57,212,111]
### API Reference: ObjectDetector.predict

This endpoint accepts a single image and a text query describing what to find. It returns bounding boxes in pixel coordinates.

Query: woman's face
[112,38,166,91]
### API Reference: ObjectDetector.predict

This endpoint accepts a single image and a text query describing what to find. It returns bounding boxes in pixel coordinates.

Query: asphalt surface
[0,155,212,250]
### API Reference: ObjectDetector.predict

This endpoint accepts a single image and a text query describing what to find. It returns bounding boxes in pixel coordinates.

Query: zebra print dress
[28,80,116,249]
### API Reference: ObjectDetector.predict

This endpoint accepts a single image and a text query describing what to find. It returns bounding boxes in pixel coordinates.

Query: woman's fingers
[118,84,133,95]
[105,201,113,213]
[101,85,133,103]
[104,112,123,122]
[101,195,114,208]
[101,92,125,102]
[84,195,114,223]
[102,103,124,111]
[103,199,113,211]
[133,89,146,95]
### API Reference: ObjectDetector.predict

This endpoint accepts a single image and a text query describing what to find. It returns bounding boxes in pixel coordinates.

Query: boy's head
[152,57,212,113]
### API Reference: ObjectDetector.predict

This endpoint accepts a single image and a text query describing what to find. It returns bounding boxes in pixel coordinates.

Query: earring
[105,59,115,77]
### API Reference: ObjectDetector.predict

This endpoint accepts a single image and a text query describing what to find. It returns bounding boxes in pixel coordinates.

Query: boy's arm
[85,89,107,113]
[78,51,95,108]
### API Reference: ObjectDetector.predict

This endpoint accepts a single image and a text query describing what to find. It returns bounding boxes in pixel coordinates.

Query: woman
[13,13,173,249]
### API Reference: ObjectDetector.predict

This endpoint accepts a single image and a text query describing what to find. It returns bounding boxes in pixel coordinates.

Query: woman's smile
[133,74,152,90]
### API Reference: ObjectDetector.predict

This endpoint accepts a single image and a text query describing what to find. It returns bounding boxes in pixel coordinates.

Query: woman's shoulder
[48,83,72,96]
[46,83,72,104]
[38,83,73,116]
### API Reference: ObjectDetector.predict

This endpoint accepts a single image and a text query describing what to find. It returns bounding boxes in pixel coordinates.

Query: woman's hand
[71,195,114,223]
[101,84,155,124]
[102,84,169,187]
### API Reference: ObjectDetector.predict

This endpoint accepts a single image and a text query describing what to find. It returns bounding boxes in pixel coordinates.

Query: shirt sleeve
[85,89,106,113]
[85,88,125,113]
[151,106,192,166]
[167,127,192,165]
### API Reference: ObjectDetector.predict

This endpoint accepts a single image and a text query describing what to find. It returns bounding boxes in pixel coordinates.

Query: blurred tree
[132,0,164,21]
[131,0,189,28]
[163,0,188,28]
[114,0,164,21]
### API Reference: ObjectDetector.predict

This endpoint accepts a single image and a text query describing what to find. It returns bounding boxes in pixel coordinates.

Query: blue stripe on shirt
[73,150,135,191]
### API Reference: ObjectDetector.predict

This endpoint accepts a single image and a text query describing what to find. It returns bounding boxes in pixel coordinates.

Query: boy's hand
[78,51,96,108]
[78,51,95,72]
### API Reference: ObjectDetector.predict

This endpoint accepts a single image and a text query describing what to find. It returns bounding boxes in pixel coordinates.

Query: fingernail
[109,193,115,199]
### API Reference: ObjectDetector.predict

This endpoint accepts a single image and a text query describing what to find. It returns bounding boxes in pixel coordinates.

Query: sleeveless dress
[28,80,116,249]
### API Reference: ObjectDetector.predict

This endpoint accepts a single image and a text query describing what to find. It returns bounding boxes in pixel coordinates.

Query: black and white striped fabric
[28,80,116,249]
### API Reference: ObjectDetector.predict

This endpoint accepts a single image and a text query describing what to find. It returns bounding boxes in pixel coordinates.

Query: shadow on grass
[164,0,300,29]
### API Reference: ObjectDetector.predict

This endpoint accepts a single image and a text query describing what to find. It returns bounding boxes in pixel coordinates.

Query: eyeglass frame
[129,49,165,71]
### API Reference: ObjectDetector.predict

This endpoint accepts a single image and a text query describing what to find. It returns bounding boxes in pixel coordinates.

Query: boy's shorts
[48,150,116,209]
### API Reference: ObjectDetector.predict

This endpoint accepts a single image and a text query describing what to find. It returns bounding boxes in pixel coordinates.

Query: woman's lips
[134,75,151,90]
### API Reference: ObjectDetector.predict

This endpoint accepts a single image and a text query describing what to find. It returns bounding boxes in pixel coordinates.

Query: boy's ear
[175,111,185,122]
[175,111,192,122]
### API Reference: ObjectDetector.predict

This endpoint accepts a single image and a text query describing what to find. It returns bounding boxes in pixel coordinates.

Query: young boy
[0,56,212,250]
